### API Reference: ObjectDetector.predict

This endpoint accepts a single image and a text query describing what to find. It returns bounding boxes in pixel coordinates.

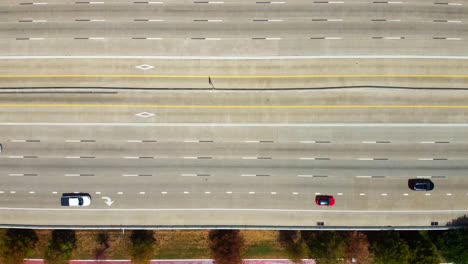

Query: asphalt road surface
[1,0,468,88]
[1,89,468,227]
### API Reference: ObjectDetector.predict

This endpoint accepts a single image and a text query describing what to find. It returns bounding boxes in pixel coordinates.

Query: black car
[408,179,434,191]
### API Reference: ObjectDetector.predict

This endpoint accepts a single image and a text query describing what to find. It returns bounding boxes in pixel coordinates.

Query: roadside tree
[129,230,157,264]
[208,229,244,264]
[44,230,77,264]
[0,229,38,264]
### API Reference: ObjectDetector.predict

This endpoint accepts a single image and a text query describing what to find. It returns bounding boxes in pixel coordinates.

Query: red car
[315,195,335,206]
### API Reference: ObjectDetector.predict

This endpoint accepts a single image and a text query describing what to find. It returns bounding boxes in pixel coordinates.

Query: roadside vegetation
[0,228,467,264]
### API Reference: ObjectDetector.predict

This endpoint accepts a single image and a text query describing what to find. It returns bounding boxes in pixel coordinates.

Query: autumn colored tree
[94,231,111,260]
[129,230,157,264]
[344,231,374,264]
[208,229,244,264]
[0,229,38,264]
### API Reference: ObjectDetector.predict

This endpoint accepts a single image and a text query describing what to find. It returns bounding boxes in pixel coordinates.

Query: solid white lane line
[5,55,468,60]
[5,123,468,127]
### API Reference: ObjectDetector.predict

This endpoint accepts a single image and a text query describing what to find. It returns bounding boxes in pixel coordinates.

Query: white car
[61,194,91,207]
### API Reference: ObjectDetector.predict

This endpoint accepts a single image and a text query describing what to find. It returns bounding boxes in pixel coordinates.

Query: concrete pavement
[0,90,468,226]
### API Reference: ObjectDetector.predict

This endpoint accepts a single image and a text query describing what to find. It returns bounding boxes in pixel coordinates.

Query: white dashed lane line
[8,156,37,159]
[134,1,164,3]
[194,1,224,3]
[18,20,47,23]
[76,19,106,22]
[256,1,285,4]
[312,19,343,22]
[433,20,462,23]
[75,1,105,4]
[253,19,283,22]
[434,2,463,5]
[371,19,401,22]
[8,173,37,177]
[194,19,223,22]
[134,19,165,22]
[19,2,48,5]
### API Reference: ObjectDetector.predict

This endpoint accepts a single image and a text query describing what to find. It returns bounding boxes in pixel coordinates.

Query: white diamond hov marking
[136,112,155,118]
[135,64,155,70]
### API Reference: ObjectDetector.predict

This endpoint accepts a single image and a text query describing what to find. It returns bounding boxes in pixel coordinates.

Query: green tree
[400,231,439,264]
[428,228,468,264]
[0,229,38,264]
[368,231,410,264]
[129,230,156,264]
[278,230,306,263]
[44,230,76,264]
[208,229,244,264]
[301,231,346,264]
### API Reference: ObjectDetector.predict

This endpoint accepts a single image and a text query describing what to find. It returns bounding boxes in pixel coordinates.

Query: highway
[1,0,468,227]
[1,0,468,88]
[1,90,468,227]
